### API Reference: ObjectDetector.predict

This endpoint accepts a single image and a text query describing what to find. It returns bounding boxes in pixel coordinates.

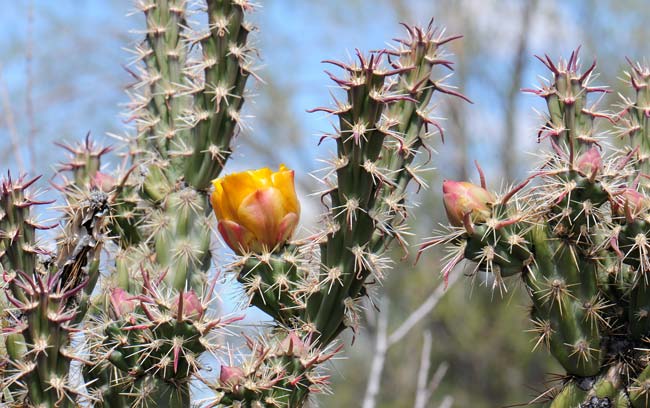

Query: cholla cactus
[79,0,259,405]
[423,49,650,406]
[0,0,257,406]
[204,21,469,405]
[1,172,109,406]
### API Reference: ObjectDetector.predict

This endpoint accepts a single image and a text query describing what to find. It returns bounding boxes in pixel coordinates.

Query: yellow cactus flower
[210,165,300,254]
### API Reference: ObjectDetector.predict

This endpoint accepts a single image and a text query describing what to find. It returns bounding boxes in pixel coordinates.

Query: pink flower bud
[442,180,494,227]
[614,188,648,219]
[172,290,205,320]
[220,365,245,387]
[110,288,136,317]
[575,146,602,176]
[280,331,308,357]
[90,172,117,192]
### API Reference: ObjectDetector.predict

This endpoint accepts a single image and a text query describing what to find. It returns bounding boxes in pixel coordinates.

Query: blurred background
[1,1,648,407]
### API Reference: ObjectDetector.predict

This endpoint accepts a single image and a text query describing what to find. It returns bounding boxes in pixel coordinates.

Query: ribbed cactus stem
[236,249,304,326]
[0,175,45,297]
[304,24,469,346]
[156,187,212,291]
[136,0,189,162]
[545,364,629,407]
[621,61,650,184]
[526,225,601,376]
[184,0,256,189]
[306,50,394,343]
[0,174,108,406]
[55,135,112,191]
[371,23,468,252]
[630,364,650,407]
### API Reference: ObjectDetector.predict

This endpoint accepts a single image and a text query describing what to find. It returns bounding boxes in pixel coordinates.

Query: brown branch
[362,271,461,408]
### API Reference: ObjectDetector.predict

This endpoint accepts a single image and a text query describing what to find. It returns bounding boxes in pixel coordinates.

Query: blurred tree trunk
[502,0,538,180]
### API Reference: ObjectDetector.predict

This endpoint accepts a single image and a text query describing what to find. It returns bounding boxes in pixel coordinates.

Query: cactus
[0,0,258,406]
[79,0,259,405]
[0,172,109,406]
[423,48,650,406]
[204,21,469,405]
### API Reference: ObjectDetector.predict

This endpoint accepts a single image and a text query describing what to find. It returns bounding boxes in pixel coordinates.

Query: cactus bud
[210,165,300,254]
[575,146,602,176]
[281,331,308,357]
[612,188,648,220]
[90,172,116,192]
[442,180,494,227]
[219,365,245,387]
[172,290,205,320]
[110,288,137,317]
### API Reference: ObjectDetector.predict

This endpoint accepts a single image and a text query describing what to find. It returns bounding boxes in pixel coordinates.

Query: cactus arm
[80,2,259,405]
[134,0,189,162]
[184,0,256,190]
[303,25,469,347]
[424,50,650,407]
[0,173,108,407]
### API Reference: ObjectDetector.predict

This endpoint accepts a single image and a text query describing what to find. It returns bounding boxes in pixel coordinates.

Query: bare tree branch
[414,330,434,408]
[415,330,450,408]
[427,361,449,402]
[363,270,460,408]
[439,395,454,408]
[501,0,539,180]
[388,270,461,347]
[362,299,389,408]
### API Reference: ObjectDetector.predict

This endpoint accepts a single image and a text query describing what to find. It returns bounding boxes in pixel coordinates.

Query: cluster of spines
[204,330,339,407]
[85,272,241,407]
[231,247,308,328]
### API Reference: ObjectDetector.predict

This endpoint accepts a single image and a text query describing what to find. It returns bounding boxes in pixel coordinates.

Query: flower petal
[271,166,300,215]
[237,187,286,248]
[211,165,301,254]
[276,212,299,244]
[218,220,255,254]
